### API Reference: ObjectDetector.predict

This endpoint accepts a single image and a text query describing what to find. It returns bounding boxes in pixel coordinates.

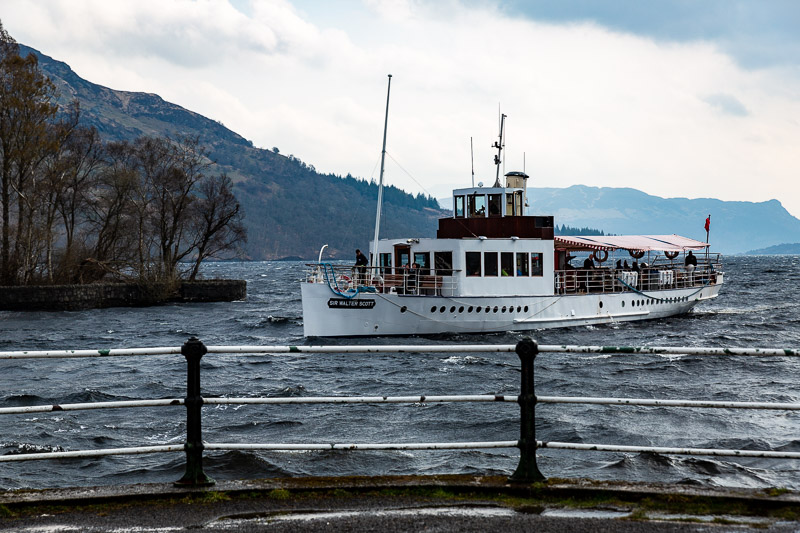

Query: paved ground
[2,475,800,532]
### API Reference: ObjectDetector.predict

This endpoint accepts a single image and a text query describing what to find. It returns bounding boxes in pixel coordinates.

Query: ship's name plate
[328,298,376,309]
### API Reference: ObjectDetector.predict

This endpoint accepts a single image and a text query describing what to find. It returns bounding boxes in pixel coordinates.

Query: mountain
[746,243,800,255]
[21,44,445,261]
[530,186,800,255]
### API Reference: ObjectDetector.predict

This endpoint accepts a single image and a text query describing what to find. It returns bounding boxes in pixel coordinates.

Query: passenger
[354,249,368,285]
[623,260,630,270]
[581,256,593,292]
[631,261,640,272]
[615,259,622,270]
[685,250,697,284]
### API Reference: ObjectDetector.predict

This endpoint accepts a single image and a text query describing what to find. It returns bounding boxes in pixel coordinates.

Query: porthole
[622,301,625,307]
[476,306,482,312]
[439,306,446,313]
[458,306,464,313]
[400,306,407,313]
[450,306,456,313]
[631,300,636,307]
[430,306,437,313]
[599,301,603,308]
[468,306,474,313]
[501,306,507,312]
[485,307,490,313]
[517,306,521,312]
[524,306,529,312]
[493,306,499,313]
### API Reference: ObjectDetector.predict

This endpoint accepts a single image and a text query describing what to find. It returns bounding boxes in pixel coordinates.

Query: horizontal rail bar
[205,441,518,451]
[0,399,184,415]
[204,395,518,405]
[537,396,800,410]
[539,345,800,357]
[205,345,518,354]
[0,444,184,463]
[0,347,182,360]
[538,441,800,459]
[1,344,798,360]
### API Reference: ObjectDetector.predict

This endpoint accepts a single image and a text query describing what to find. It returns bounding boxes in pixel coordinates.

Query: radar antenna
[493,113,506,187]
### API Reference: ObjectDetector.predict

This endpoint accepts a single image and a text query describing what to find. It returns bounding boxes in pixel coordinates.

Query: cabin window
[434,252,453,276]
[514,191,523,215]
[414,252,430,275]
[505,192,515,216]
[466,252,481,276]
[454,195,465,218]
[531,252,543,277]
[488,194,502,216]
[395,249,410,274]
[379,253,392,276]
[500,252,514,276]
[516,252,529,276]
[484,252,498,277]
[468,194,486,217]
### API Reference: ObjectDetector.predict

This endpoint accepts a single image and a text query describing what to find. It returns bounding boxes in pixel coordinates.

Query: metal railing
[305,263,460,296]
[1,340,799,487]
[555,261,722,295]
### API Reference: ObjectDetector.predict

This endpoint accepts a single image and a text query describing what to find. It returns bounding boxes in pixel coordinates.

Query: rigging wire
[385,152,437,202]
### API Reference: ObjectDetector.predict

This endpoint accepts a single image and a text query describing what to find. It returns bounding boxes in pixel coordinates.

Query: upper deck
[436,172,554,239]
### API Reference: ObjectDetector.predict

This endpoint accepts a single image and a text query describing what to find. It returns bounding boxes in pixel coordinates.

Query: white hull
[301,281,723,337]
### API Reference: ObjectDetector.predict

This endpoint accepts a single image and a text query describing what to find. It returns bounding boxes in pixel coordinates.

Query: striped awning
[554,235,709,252]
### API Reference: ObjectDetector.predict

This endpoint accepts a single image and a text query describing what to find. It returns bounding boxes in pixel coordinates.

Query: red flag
[704,216,710,233]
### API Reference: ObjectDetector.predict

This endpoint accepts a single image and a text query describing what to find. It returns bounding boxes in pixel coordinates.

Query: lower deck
[301,279,723,337]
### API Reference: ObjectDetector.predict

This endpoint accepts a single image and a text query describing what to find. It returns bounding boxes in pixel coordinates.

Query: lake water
[1,255,799,490]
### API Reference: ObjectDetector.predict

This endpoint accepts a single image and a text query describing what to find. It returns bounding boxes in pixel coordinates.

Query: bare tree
[0,24,59,284]
[186,173,246,281]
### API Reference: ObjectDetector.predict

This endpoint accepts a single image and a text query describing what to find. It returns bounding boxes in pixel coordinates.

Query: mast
[493,113,506,187]
[470,137,475,187]
[370,74,392,271]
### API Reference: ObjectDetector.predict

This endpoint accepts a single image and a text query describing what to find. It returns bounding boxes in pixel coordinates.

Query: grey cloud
[491,0,800,70]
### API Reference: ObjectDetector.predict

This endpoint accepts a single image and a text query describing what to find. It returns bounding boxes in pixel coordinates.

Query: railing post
[174,336,214,487]
[509,337,545,483]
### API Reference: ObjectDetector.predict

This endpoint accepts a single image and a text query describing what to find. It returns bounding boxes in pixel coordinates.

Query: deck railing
[555,261,722,295]
[306,263,459,296]
[0,339,798,487]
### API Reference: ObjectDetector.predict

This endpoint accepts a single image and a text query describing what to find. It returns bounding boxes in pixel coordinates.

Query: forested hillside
[23,44,444,260]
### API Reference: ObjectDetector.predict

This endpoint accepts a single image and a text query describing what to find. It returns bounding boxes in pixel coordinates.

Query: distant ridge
[746,243,800,255]
[21,44,445,261]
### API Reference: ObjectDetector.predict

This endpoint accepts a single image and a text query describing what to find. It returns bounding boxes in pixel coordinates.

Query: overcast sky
[4,0,800,218]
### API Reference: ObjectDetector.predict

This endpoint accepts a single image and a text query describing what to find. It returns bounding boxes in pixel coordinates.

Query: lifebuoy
[629,250,645,259]
[592,250,609,263]
[336,274,352,290]
[664,251,679,260]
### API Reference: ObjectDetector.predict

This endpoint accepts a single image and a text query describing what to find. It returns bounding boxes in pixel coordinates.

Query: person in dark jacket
[354,249,368,285]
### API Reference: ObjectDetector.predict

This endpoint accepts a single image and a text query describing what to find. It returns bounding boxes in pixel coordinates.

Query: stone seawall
[0,280,246,311]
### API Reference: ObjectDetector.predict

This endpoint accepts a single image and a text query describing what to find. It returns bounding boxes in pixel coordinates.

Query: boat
[301,80,724,337]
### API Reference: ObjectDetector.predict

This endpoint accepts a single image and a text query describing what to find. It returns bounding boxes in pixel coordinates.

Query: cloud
[2,0,800,219]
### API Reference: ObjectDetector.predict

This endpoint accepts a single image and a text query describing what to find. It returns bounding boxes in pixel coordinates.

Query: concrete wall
[0,280,247,311]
